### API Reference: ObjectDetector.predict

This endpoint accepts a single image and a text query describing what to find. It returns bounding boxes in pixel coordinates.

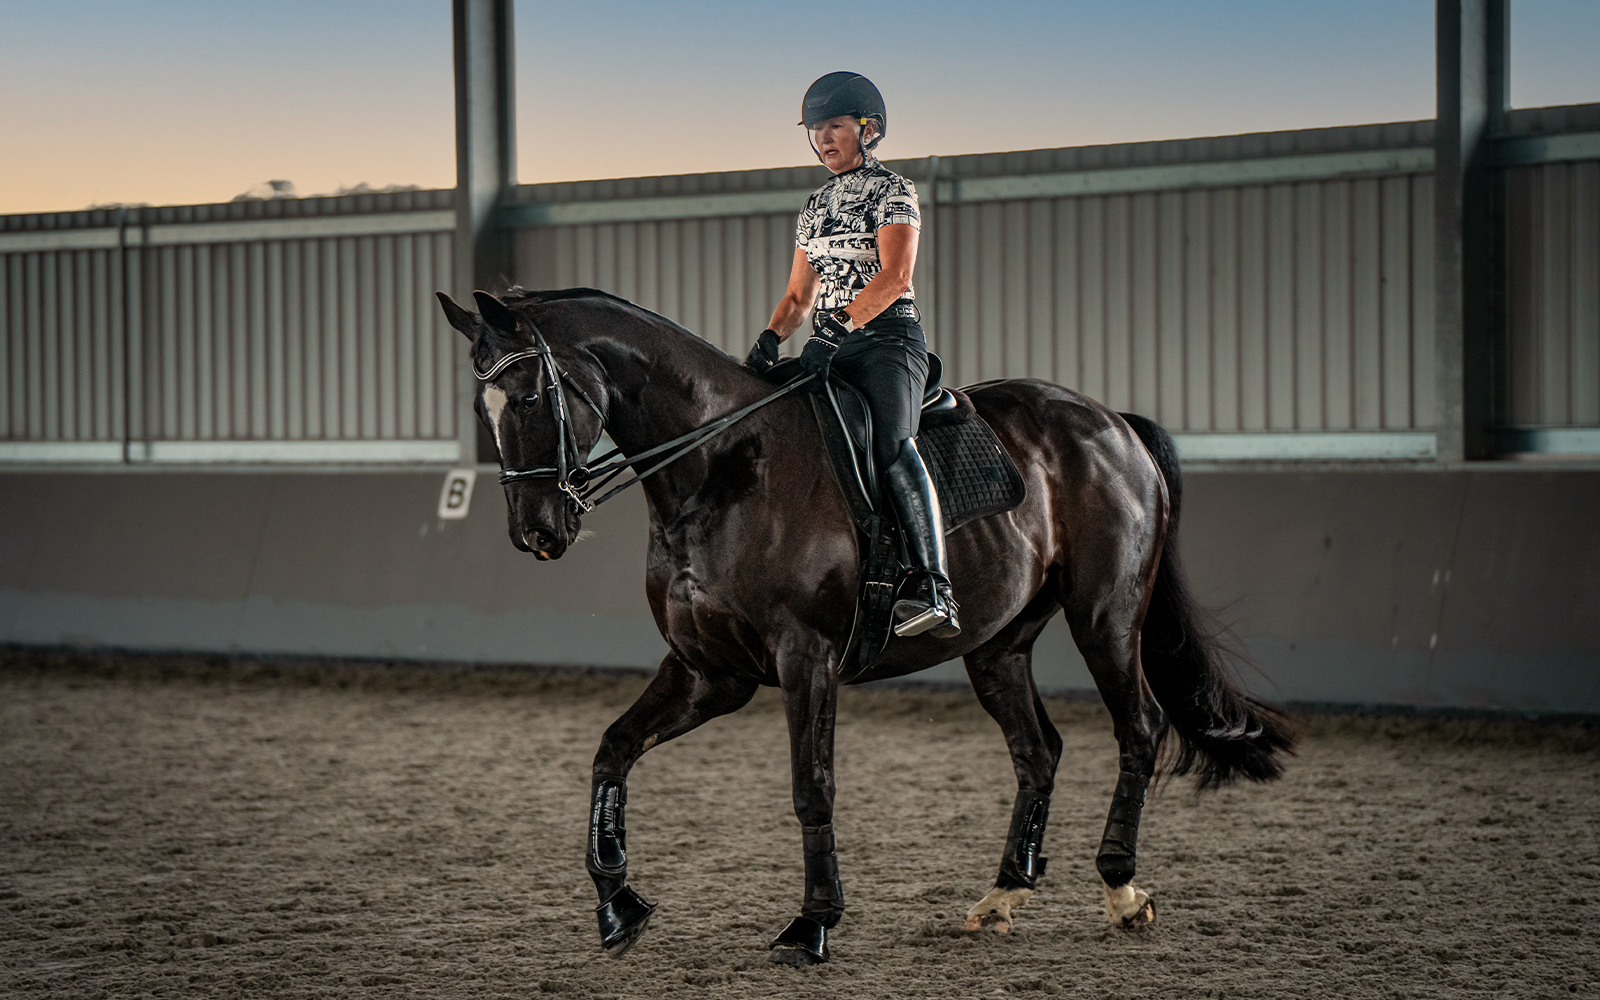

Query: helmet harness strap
[807,117,880,167]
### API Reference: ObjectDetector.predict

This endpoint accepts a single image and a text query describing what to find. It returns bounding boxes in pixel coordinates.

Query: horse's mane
[500,285,632,308]
[496,285,738,365]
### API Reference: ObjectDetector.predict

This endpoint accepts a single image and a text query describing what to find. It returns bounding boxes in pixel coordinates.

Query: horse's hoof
[1103,884,1155,929]
[963,886,1032,934]
[963,910,1012,933]
[768,915,829,965]
[1121,895,1155,929]
[597,884,655,958]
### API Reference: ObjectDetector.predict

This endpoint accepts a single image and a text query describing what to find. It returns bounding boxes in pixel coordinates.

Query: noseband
[476,321,814,515]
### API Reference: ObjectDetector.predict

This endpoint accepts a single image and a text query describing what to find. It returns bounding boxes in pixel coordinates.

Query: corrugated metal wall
[0,192,459,461]
[516,214,799,361]
[512,121,1442,442]
[125,231,457,444]
[4,112,1598,464]
[927,178,1437,432]
[1507,159,1600,428]
[1,245,124,445]
[514,176,1439,436]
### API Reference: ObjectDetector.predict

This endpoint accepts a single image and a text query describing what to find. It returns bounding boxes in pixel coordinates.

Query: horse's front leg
[588,652,758,957]
[768,635,843,966]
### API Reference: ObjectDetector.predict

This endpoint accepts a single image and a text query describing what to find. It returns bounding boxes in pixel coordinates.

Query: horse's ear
[473,290,521,338]
[435,291,476,342]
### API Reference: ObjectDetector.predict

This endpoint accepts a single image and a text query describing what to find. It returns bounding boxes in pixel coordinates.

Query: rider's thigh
[832,329,928,470]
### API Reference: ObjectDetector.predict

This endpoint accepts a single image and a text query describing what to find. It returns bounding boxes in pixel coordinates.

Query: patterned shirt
[795,161,921,311]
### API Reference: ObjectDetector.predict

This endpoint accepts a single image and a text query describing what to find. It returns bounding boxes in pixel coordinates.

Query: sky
[2,1,1597,215]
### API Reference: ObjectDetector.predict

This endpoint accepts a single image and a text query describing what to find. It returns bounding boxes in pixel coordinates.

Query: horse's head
[437,290,604,560]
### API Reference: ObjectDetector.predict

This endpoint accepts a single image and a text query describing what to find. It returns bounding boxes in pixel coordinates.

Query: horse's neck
[580,312,773,512]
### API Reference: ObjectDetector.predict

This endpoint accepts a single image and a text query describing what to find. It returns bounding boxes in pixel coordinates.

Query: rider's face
[809,115,876,173]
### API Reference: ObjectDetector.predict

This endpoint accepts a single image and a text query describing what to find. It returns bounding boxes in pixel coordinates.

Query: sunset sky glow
[2,0,1597,215]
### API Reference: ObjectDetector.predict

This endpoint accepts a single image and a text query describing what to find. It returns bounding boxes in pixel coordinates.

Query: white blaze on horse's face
[482,385,509,457]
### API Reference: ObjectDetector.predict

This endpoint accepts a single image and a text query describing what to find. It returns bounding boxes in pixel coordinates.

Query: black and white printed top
[795,161,921,311]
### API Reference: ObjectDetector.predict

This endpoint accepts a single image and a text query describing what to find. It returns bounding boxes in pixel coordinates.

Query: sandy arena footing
[1,652,1596,999]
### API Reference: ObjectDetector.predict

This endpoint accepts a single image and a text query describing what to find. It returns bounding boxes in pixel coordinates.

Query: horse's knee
[593,724,656,777]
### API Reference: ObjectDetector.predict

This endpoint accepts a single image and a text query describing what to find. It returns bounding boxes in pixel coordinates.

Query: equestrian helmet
[800,72,886,150]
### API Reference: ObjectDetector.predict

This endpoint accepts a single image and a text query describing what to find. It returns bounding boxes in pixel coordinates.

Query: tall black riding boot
[885,438,961,639]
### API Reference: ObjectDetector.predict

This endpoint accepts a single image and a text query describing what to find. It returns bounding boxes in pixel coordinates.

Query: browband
[475,348,544,381]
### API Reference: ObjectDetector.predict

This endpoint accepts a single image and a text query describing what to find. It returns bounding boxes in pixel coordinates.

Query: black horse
[437,287,1294,966]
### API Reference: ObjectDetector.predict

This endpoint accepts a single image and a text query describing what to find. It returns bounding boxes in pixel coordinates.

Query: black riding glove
[744,328,781,374]
[800,311,851,376]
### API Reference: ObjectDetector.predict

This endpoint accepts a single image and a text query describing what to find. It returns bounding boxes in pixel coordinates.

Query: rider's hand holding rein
[744,328,782,374]
[800,311,849,375]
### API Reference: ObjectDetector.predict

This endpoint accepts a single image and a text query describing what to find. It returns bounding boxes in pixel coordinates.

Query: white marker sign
[437,468,478,520]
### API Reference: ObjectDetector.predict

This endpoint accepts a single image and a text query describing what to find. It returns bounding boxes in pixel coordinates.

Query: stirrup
[892,579,961,638]
[893,603,952,638]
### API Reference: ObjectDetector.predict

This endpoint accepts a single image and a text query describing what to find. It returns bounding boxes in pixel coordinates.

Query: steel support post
[1434,0,1507,462]
[453,0,516,464]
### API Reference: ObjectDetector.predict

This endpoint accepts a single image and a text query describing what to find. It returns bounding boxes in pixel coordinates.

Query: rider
[745,71,959,640]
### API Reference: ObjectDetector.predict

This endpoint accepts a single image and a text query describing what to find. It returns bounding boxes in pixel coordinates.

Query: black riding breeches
[829,317,929,474]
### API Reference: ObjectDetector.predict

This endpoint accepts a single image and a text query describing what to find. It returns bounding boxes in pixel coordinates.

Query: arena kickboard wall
[0,469,1594,715]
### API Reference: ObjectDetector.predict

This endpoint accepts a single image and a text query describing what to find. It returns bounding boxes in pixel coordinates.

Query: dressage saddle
[762,353,1024,535]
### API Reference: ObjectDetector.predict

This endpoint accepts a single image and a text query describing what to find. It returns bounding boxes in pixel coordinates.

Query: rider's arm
[767,248,821,341]
[842,223,917,328]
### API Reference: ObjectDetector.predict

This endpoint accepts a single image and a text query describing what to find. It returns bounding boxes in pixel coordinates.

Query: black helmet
[800,72,886,151]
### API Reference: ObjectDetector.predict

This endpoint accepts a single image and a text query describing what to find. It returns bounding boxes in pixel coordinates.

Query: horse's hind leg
[960,590,1063,934]
[1066,608,1165,929]
[588,652,758,957]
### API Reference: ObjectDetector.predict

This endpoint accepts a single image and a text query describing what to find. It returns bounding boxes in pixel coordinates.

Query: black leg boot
[885,438,961,639]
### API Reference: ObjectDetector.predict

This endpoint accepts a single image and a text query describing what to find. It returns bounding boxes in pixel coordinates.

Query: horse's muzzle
[522,526,567,560]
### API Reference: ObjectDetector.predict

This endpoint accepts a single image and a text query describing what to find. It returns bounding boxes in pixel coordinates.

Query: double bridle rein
[475,322,814,514]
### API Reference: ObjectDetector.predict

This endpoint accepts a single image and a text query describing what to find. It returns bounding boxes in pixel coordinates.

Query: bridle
[476,321,814,515]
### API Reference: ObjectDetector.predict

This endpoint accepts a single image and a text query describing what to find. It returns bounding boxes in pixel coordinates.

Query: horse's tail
[1118,412,1296,791]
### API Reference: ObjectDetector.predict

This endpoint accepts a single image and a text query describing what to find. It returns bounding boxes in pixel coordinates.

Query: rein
[476,323,814,513]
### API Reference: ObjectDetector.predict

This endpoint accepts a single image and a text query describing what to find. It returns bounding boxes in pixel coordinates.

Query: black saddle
[765,353,1025,535]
